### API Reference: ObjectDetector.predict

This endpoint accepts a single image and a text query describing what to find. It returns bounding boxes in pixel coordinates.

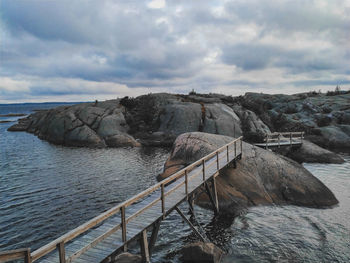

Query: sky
[0,0,349,103]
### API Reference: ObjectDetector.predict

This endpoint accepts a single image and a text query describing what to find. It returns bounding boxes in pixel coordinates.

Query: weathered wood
[202,160,206,181]
[175,206,206,242]
[3,137,243,263]
[212,177,219,214]
[57,242,66,263]
[121,206,127,252]
[204,182,219,215]
[140,230,150,263]
[0,248,31,262]
[161,184,165,219]
[149,221,160,257]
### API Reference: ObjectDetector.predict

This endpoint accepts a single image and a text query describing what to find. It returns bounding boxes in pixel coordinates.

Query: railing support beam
[140,229,150,263]
[121,206,127,252]
[57,242,66,263]
[204,182,219,215]
[149,220,161,257]
[175,206,207,242]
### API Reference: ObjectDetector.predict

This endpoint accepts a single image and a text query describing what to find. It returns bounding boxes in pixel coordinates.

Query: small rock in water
[113,252,142,263]
[181,242,223,263]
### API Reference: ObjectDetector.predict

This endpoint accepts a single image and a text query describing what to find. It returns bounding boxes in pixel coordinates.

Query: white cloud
[147,0,165,9]
[0,0,349,102]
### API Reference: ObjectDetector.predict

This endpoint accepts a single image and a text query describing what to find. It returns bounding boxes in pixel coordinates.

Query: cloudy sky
[0,0,349,103]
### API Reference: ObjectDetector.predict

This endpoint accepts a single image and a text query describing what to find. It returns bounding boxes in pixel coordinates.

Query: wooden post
[240,138,243,155]
[140,229,150,263]
[290,132,292,145]
[205,182,219,215]
[57,242,66,263]
[202,160,205,181]
[212,177,219,214]
[234,141,236,157]
[278,133,280,148]
[226,145,229,162]
[121,206,127,252]
[216,151,219,170]
[25,248,32,263]
[149,221,161,257]
[161,184,165,219]
[185,170,188,200]
[188,195,195,216]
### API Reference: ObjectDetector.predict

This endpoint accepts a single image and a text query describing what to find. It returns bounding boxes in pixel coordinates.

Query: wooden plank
[140,230,150,263]
[149,221,160,257]
[0,248,31,262]
[57,242,66,263]
[27,137,244,262]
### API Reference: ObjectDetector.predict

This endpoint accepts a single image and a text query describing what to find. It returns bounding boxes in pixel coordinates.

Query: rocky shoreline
[8,92,349,160]
[7,91,348,262]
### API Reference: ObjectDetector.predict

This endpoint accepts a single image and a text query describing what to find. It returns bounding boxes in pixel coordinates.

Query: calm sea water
[0,103,349,262]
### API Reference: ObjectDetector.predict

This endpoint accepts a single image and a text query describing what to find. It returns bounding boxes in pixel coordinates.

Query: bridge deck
[33,138,243,263]
[254,141,302,148]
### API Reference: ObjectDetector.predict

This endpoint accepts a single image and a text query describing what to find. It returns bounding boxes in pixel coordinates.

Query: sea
[0,103,349,262]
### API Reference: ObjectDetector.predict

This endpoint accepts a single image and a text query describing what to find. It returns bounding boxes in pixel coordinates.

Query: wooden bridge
[0,137,243,263]
[254,132,304,149]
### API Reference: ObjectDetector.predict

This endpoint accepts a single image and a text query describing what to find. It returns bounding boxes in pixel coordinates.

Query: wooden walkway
[0,137,243,263]
[254,132,304,149]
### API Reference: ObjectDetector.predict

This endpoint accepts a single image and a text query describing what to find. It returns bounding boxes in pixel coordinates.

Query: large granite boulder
[308,125,350,149]
[8,101,139,148]
[113,252,141,263]
[239,92,350,150]
[159,132,338,213]
[181,242,223,263]
[279,140,345,164]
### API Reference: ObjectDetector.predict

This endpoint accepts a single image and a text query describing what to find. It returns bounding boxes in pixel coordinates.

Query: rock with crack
[7,101,140,148]
[159,132,338,215]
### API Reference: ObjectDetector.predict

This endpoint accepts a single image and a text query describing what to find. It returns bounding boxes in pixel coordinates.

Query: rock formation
[8,91,350,154]
[159,132,338,214]
[181,242,223,263]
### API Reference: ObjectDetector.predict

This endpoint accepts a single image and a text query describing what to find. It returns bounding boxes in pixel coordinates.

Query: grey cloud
[0,0,349,102]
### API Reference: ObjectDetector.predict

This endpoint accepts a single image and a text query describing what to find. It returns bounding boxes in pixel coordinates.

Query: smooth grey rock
[311,126,350,149]
[65,125,106,147]
[158,102,202,136]
[96,111,128,138]
[182,242,223,263]
[113,252,141,263]
[105,134,141,147]
[203,103,242,137]
[159,132,338,211]
[283,140,344,164]
[77,106,106,126]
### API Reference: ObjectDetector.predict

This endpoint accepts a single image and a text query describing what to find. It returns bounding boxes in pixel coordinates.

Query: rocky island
[8,91,350,155]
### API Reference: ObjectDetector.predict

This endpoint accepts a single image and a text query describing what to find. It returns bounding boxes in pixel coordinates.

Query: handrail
[3,136,243,263]
[264,132,304,148]
[0,248,31,263]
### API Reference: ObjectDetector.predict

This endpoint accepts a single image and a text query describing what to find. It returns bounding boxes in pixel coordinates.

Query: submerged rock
[113,252,141,263]
[159,132,338,214]
[181,242,223,263]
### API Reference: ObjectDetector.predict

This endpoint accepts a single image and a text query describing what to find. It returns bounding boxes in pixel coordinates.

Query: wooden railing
[0,136,243,263]
[0,248,31,263]
[265,132,304,148]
